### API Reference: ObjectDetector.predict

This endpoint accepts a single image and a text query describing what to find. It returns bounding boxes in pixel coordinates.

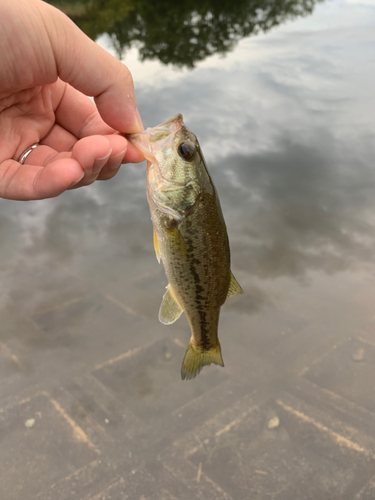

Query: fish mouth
[127,114,184,161]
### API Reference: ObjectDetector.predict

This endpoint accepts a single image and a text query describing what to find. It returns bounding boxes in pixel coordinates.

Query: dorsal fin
[227,271,243,298]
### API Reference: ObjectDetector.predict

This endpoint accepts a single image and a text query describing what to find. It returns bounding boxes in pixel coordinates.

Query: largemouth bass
[128,114,242,379]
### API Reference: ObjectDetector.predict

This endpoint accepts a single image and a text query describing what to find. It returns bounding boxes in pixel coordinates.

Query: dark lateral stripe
[185,232,210,350]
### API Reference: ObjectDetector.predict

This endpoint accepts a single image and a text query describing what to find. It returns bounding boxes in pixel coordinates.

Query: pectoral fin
[159,286,183,325]
[153,227,161,263]
[164,224,187,260]
[227,271,243,298]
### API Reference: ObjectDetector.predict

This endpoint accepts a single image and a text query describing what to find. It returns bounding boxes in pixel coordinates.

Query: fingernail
[93,151,111,174]
[68,172,85,189]
[108,149,127,170]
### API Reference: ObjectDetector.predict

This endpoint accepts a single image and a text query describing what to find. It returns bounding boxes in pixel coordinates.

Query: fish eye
[177,142,195,162]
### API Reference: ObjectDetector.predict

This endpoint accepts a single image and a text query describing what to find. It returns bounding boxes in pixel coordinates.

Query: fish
[127,114,243,379]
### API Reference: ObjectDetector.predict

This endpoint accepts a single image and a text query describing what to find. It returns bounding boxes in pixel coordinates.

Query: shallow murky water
[1,1,375,499]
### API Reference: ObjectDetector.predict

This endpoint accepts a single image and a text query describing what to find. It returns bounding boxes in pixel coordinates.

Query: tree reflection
[48,0,320,67]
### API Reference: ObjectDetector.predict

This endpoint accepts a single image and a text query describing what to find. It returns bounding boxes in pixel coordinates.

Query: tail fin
[181,342,224,380]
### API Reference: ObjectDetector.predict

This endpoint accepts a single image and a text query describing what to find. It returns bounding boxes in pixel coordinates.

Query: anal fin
[159,285,183,325]
[227,271,243,297]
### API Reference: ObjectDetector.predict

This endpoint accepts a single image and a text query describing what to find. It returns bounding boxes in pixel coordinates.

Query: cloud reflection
[215,133,375,280]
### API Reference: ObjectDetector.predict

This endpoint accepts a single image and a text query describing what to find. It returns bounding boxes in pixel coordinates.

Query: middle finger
[41,123,77,152]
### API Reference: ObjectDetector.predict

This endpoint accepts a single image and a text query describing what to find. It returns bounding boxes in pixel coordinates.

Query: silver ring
[18,143,39,164]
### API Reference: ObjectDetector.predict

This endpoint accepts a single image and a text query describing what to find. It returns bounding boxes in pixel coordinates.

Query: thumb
[42,2,143,134]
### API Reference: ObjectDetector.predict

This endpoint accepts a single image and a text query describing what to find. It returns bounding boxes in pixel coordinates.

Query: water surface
[1,1,375,498]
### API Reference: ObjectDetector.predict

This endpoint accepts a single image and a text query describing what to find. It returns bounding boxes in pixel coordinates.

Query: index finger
[42,2,143,134]
[53,81,116,138]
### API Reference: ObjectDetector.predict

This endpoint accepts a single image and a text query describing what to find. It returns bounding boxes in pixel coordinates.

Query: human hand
[0,0,144,201]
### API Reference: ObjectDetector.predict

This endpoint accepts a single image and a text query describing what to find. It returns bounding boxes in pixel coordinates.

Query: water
[1,1,375,498]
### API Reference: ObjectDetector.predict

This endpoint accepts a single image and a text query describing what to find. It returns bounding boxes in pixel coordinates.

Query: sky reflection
[1,0,375,316]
